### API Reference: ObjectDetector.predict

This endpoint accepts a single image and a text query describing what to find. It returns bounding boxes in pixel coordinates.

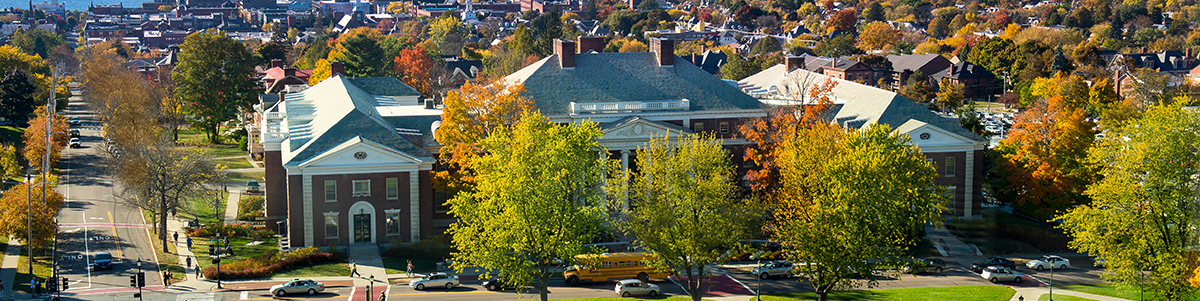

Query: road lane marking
[242,294,346,300]
[346,286,354,301]
[83,212,91,289]
[108,211,121,258]
[386,291,495,296]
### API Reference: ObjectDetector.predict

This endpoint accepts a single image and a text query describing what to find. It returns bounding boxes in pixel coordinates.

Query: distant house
[1113,49,1199,99]
[442,57,483,87]
[738,58,988,218]
[803,56,886,86]
[930,61,995,101]
[683,50,727,75]
[886,54,952,90]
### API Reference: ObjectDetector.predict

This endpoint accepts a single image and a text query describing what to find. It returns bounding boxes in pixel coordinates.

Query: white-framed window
[353,180,370,197]
[323,213,339,239]
[945,157,956,177]
[324,180,337,202]
[386,212,400,235]
[945,187,957,215]
[386,178,399,199]
[693,122,704,132]
[719,122,729,134]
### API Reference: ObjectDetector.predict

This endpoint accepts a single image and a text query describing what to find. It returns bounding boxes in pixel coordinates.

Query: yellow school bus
[563,252,672,285]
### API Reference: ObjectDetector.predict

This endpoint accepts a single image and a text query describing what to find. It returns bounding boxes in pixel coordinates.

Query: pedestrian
[195,265,202,279]
[173,231,179,244]
[186,256,192,269]
[226,245,234,256]
[163,271,171,286]
[350,260,361,277]
[406,260,414,277]
[186,237,193,251]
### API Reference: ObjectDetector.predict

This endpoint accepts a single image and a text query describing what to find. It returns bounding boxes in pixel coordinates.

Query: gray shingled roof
[887,54,947,72]
[281,75,432,166]
[350,77,421,97]
[505,52,763,115]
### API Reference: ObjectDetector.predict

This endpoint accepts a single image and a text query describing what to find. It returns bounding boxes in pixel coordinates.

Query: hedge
[237,196,264,221]
[204,247,340,279]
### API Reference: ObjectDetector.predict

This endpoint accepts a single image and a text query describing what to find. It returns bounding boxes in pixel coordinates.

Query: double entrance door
[353,214,370,243]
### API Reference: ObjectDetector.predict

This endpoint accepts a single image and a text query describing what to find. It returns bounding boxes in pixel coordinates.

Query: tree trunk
[816,292,828,301]
[537,275,550,301]
[160,195,169,250]
[208,123,220,145]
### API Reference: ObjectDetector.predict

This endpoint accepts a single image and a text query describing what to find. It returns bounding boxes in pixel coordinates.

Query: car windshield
[95,253,111,260]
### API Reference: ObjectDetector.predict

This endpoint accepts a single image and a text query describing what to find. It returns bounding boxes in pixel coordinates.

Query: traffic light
[136,272,145,287]
[209,245,216,256]
[61,277,69,291]
[129,275,136,287]
[46,277,57,292]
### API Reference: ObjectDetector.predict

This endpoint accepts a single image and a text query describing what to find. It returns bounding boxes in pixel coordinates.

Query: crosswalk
[177,293,215,301]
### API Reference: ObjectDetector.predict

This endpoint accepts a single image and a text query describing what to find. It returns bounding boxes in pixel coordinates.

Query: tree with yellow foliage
[857,21,899,51]
[433,80,534,192]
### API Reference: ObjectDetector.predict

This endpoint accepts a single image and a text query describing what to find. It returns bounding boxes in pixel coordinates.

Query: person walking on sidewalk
[195,265,202,279]
[173,231,179,244]
[406,260,414,277]
[186,237,193,250]
[350,260,362,277]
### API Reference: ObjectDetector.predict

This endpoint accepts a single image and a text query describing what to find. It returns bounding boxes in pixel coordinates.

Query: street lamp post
[1048,263,1054,301]
[25,168,32,275]
[368,275,375,301]
[755,259,761,301]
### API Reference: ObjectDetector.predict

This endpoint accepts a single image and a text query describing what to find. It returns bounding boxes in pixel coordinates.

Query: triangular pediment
[895,119,977,148]
[297,136,425,168]
[599,117,691,142]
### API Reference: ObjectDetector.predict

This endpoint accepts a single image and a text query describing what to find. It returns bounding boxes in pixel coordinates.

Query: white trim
[352,179,371,197]
[323,180,337,202]
[409,171,420,242]
[295,136,429,168]
[289,165,419,176]
[303,176,314,247]
[384,209,403,236]
[549,108,768,124]
[386,177,400,200]
[263,142,282,152]
[348,201,377,244]
[322,211,339,239]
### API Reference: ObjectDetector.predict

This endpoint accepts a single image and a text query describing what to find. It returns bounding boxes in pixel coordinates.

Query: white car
[615,279,660,297]
[1026,255,1070,271]
[980,267,1023,283]
[753,261,795,279]
[409,273,459,290]
[69,138,80,148]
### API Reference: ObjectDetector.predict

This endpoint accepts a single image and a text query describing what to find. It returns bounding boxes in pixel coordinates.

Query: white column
[302,174,314,247]
[620,150,630,175]
[409,171,420,242]
[964,149,975,218]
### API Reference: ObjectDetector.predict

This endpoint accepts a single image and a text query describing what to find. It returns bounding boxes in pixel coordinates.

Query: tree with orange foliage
[433,80,534,192]
[857,21,899,51]
[22,107,68,171]
[738,76,837,193]
[394,47,435,98]
[828,9,858,33]
[995,94,1096,218]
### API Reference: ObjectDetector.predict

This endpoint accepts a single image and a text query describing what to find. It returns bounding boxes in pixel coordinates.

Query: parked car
[69,138,81,148]
[410,273,459,290]
[980,267,1023,283]
[970,257,1016,273]
[482,278,517,291]
[92,252,113,270]
[269,279,325,296]
[614,279,660,297]
[903,258,947,274]
[70,129,79,137]
[753,261,795,279]
[245,180,261,193]
[1026,255,1070,271]
[1094,257,1106,268]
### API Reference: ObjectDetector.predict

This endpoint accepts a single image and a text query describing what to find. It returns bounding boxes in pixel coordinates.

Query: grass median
[141,209,186,283]
[752,285,1016,301]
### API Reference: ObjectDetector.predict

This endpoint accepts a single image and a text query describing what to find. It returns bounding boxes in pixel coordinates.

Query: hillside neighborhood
[0,0,1192,300]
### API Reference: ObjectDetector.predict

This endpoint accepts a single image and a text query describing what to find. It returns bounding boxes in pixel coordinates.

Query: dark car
[482,278,518,291]
[970,257,1016,273]
[903,258,947,274]
[70,129,79,137]
[246,180,261,193]
[92,252,113,270]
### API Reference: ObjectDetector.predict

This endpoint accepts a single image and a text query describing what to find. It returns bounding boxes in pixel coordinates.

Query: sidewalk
[925,224,978,257]
[0,236,32,299]
[1009,286,1133,301]
[222,189,242,224]
[346,246,387,287]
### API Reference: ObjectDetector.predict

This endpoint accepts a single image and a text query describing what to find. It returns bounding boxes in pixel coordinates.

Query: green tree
[0,70,38,125]
[338,33,386,77]
[173,29,258,144]
[1059,101,1199,301]
[720,50,762,80]
[814,35,862,57]
[428,14,469,55]
[862,2,885,21]
[448,111,609,301]
[9,28,63,60]
[750,37,782,55]
[772,123,943,301]
[613,134,759,301]
[637,0,660,10]
[531,11,564,56]
[935,78,964,112]
[0,144,18,179]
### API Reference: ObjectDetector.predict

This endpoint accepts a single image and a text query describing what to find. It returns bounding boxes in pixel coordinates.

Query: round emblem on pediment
[633,125,645,135]
[354,151,368,160]
[919,133,931,140]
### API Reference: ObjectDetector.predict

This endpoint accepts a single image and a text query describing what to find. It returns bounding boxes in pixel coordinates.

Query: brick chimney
[785,55,804,71]
[330,61,345,76]
[1141,46,1148,53]
[283,66,296,77]
[554,38,576,68]
[649,38,673,66]
[578,36,605,53]
[271,59,282,68]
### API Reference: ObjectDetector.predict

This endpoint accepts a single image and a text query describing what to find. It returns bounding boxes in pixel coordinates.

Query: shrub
[188,223,257,238]
[203,246,341,279]
[237,196,264,221]
[383,235,453,260]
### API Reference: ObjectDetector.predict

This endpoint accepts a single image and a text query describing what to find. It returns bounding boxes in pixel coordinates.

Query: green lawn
[382,257,439,274]
[177,191,228,225]
[752,285,1016,301]
[1057,283,1194,301]
[213,157,254,169]
[273,261,349,278]
[13,244,53,294]
[0,126,24,145]
[205,144,247,159]
[192,236,279,271]
[226,171,265,185]
[1038,294,1095,301]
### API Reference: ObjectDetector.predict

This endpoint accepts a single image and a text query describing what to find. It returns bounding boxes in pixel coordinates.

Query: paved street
[56,85,164,295]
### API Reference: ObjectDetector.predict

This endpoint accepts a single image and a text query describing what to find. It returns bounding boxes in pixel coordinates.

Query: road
[55,85,164,295]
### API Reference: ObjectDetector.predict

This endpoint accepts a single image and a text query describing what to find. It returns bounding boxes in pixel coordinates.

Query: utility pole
[25,169,31,275]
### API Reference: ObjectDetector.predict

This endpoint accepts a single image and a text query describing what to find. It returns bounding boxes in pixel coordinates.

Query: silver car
[615,279,660,297]
[269,279,325,296]
[980,267,1023,283]
[753,261,795,279]
[409,273,459,290]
